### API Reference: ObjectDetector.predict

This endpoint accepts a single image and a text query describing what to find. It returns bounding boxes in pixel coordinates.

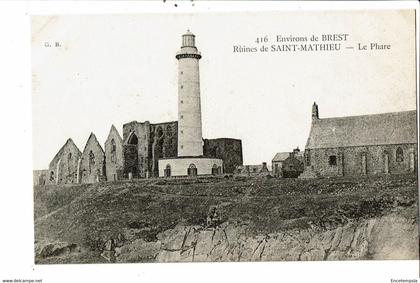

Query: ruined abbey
[33,122,242,185]
[33,31,243,185]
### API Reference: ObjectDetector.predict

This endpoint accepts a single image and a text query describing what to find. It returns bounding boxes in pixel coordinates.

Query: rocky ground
[33,174,418,264]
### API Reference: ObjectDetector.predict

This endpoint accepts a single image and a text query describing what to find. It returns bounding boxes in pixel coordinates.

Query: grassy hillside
[34,174,418,263]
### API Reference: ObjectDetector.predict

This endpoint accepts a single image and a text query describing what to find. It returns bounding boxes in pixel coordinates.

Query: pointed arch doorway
[124,132,139,178]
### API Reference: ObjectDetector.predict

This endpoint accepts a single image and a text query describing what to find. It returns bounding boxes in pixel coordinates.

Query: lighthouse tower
[158,31,223,177]
[176,30,203,157]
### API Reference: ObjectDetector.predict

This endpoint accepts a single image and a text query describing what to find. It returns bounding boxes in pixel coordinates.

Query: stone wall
[272,161,284,178]
[105,126,123,182]
[47,139,82,185]
[80,134,106,184]
[150,122,178,177]
[33,169,48,186]
[122,121,150,178]
[203,138,243,174]
[282,155,304,178]
[305,143,417,177]
[122,121,178,178]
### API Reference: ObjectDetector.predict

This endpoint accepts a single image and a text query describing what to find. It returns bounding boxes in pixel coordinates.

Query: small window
[396,147,404,162]
[329,155,337,166]
[180,85,183,89]
[180,115,183,119]
[164,164,171,177]
[212,164,219,176]
[305,151,311,166]
[180,145,183,149]
[180,100,183,104]
[180,71,183,75]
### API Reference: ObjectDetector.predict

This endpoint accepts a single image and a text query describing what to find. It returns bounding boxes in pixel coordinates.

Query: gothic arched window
[89,150,95,173]
[111,139,116,163]
[128,133,138,145]
[396,147,404,162]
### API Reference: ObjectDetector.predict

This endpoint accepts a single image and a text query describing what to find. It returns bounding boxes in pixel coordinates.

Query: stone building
[45,138,82,185]
[272,148,304,178]
[300,103,417,178]
[282,150,304,178]
[122,120,178,178]
[203,138,243,174]
[105,125,123,181]
[272,152,289,178]
[80,133,106,183]
[33,169,48,186]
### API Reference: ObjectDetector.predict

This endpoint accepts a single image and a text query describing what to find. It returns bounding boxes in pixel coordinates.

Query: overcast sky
[32,10,416,169]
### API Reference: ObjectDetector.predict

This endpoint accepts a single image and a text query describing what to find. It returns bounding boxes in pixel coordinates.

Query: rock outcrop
[112,210,418,262]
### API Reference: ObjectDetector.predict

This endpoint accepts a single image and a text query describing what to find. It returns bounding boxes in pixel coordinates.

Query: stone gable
[105,125,123,181]
[80,133,105,183]
[47,138,82,185]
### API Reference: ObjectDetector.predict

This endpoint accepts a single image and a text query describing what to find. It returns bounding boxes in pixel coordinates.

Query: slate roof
[273,150,304,162]
[306,110,417,149]
[272,152,290,162]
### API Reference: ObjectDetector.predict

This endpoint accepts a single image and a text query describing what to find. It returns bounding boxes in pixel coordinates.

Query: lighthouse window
[180,100,183,104]
[181,145,183,149]
[181,115,183,119]
[180,71,183,75]
[180,85,183,89]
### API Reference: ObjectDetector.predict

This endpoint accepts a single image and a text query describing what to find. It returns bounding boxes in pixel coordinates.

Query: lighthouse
[176,30,203,157]
[158,30,223,177]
